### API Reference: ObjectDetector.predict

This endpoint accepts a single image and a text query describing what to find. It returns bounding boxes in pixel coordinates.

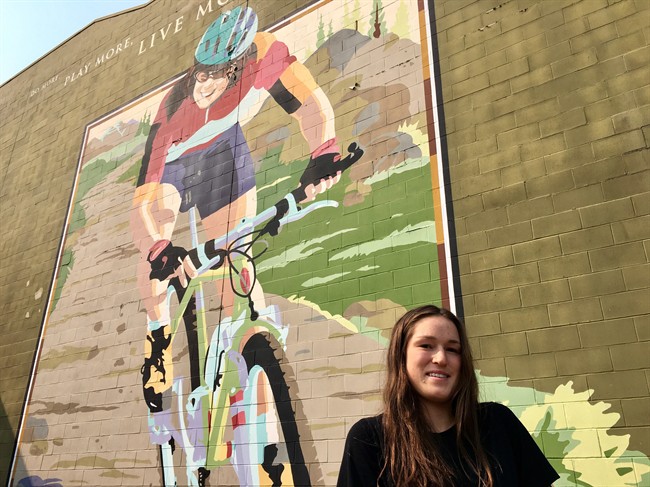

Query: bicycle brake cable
[224,229,269,321]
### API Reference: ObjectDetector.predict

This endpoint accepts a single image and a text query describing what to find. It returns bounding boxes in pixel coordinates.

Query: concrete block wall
[0,0,648,485]
[435,0,650,481]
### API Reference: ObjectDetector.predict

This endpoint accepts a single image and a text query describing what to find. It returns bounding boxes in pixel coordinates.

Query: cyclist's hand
[263,199,289,237]
[302,164,341,202]
[298,139,342,203]
[264,217,282,237]
[147,239,194,287]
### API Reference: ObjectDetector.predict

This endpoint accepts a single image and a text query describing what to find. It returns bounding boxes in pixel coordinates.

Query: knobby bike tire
[242,333,311,486]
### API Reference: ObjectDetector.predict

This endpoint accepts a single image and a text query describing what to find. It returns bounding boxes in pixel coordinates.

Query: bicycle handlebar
[187,142,364,275]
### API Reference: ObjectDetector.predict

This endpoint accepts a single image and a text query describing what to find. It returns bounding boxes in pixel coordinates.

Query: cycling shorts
[160,124,256,218]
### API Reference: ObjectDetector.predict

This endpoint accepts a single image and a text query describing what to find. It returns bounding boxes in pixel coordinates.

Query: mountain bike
[146,144,364,486]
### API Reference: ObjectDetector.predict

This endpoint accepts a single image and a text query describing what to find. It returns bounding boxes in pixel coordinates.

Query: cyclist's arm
[281,70,341,201]
[255,31,336,150]
[276,63,336,152]
[255,32,340,200]
[132,183,197,284]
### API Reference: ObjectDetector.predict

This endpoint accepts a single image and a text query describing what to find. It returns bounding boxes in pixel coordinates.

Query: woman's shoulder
[479,401,516,418]
[478,402,537,446]
[346,415,384,443]
[349,415,383,433]
[478,402,521,429]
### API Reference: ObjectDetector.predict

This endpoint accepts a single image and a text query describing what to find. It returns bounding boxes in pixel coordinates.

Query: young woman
[337,305,559,487]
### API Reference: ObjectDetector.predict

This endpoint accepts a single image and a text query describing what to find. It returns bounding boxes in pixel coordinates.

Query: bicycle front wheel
[232,333,311,486]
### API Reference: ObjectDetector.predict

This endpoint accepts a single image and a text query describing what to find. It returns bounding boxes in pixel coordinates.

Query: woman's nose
[432,348,447,365]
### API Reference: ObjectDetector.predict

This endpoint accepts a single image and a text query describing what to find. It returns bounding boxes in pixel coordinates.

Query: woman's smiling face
[192,70,230,109]
[405,316,461,409]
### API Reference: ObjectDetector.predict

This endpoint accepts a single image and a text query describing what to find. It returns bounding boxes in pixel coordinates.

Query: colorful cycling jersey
[140,33,297,186]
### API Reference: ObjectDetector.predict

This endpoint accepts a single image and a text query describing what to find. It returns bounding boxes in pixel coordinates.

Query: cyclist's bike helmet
[195,6,258,66]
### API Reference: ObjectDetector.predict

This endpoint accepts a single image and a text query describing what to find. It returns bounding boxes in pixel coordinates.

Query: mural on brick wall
[11,2,453,485]
[10,1,650,486]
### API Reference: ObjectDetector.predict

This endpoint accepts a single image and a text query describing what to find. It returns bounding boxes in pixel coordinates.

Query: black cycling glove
[147,240,188,281]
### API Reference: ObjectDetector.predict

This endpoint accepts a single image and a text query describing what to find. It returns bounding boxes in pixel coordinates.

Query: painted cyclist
[130,6,344,416]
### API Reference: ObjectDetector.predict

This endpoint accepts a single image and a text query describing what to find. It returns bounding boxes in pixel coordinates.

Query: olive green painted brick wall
[436,0,649,454]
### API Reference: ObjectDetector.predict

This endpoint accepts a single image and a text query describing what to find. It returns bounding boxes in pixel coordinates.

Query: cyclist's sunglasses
[194,64,237,83]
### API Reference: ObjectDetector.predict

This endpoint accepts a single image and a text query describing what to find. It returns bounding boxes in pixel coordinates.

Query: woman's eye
[447,348,460,354]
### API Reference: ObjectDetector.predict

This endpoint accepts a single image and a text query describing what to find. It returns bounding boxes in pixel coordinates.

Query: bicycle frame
[149,194,340,486]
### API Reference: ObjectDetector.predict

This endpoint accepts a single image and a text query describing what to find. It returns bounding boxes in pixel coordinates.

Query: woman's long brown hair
[382,305,494,486]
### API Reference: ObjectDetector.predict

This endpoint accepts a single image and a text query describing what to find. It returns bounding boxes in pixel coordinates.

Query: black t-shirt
[337,402,559,487]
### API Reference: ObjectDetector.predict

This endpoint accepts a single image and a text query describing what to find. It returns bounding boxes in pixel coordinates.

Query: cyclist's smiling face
[193,69,229,109]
